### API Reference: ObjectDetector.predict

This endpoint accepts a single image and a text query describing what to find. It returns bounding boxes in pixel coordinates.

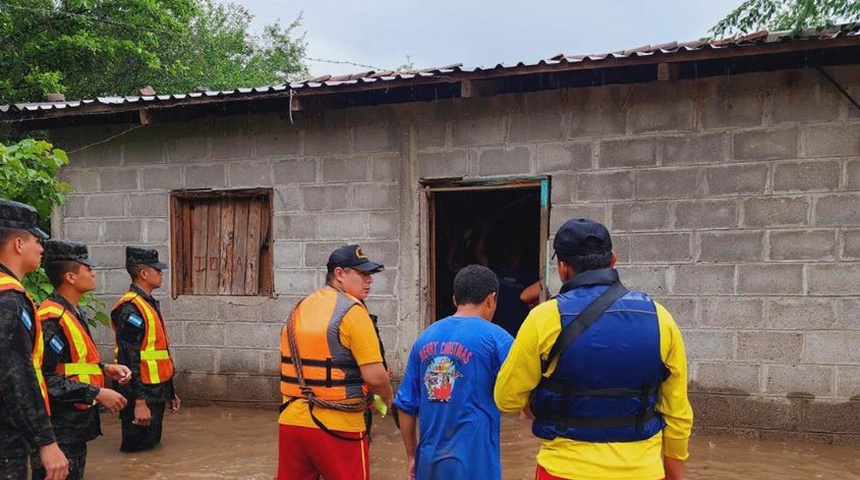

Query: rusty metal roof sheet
[2,25,858,116]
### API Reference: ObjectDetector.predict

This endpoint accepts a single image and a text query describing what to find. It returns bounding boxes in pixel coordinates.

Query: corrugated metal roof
[2,25,858,116]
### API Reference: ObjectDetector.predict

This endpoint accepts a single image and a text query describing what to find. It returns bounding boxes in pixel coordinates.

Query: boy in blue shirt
[395,265,513,480]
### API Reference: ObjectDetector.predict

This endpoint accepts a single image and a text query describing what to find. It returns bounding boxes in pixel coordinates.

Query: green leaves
[0,139,72,228]
[711,0,860,38]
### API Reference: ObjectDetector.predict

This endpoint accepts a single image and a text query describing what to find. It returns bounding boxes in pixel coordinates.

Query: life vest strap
[280,375,365,387]
[538,409,657,430]
[536,380,660,398]
[280,355,357,369]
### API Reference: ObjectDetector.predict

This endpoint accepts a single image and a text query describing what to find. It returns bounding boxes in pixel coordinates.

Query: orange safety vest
[111,291,174,384]
[0,272,50,414]
[280,288,367,402]
[37,298,104,410]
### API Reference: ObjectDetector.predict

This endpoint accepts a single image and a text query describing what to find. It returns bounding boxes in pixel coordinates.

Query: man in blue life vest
[0,198,68,480]
[494,218,693,480]
[31,240,131,480]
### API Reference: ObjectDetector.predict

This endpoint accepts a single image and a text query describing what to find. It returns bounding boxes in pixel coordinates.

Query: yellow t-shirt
[278,290,384,432]
[494,298,693,480]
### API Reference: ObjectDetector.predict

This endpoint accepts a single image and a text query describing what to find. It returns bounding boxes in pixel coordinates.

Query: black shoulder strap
[542,282,629,374]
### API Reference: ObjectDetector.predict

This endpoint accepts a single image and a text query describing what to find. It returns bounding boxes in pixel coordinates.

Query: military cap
[0,198,49,239]
[126,246,168,270]
[327,244,384,274]
[43,240,97,268]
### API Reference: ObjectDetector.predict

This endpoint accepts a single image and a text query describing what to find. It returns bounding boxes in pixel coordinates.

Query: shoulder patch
[127,314,144,328]
[20,308,33,331]
[49,336,65,354]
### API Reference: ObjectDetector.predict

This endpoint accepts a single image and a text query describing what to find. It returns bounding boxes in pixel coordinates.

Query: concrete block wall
[49,64,860,440]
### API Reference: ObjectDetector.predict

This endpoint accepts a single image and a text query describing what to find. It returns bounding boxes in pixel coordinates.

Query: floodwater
[83,406,860,480]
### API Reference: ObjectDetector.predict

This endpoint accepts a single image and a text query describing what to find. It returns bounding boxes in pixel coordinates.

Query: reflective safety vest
[530,285,666,443]
[0,272,50,414]
[280,288,366,403]
[37,298,104,410]
[111,291,174,384]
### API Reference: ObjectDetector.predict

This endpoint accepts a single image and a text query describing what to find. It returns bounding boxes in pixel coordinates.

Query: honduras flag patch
[127,314,144,328]
[20,309,32,331]
[50,336,65,354]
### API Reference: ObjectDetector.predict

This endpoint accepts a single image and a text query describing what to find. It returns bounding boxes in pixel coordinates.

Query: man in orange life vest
[111,246,179,453]
[277,244,394,480]
[32,240,131,480]
[0,198,68,480]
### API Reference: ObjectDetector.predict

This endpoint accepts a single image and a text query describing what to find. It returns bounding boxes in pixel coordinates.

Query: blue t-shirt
[394,316,513,480]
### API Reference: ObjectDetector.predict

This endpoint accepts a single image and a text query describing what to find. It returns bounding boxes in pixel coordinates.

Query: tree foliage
[0,0,307,104]
[712,0,860,38]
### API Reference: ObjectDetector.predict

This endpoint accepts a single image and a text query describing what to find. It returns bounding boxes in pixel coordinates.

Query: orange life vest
[280,288,366,402]
[0,272,50,414]
[38,298,104,410]
[111,291,174,384]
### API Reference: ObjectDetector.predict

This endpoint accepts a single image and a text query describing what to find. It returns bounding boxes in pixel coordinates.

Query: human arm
[111,302,145,400]
[664,457,685,480]
[393,342,422,480]
[41,318,101,406]
[654,302,694,469]
[398,410,418,480]
[519,281,542,307]
[360,362,393,407]
[341,305,394,407]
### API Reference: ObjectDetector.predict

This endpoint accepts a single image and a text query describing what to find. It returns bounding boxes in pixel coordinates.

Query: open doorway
[425,180,549,336]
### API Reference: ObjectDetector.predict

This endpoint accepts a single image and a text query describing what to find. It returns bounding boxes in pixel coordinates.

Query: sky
[238,0,743,78]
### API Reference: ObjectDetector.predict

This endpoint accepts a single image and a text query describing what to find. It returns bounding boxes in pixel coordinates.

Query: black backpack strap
[541,282,629,374]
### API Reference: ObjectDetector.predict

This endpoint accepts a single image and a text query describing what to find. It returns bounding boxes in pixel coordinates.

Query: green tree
[0,0,307,104]
[712,0,860,38]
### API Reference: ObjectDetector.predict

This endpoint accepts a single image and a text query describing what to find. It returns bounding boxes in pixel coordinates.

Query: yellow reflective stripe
[0,276,24,289]
[131,296,164,384]
[60,363,102,375]
[140,350,170,360]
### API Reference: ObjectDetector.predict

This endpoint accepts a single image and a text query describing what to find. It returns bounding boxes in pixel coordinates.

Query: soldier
[0,198,68,480]
[31,241,131,480]
[111,246,179,453]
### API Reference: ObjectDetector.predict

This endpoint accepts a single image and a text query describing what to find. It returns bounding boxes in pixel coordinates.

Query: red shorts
[276,424,369,480]
[535,465,664,480]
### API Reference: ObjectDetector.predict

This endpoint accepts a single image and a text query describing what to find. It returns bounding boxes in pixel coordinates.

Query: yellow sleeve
[338,305,383,366]
[655,301,694,461]
[494,300,560,413]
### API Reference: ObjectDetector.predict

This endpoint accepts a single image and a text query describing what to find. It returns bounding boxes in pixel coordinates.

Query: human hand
[104,364,132,384]
[407,457,415,480]
[169,394,181,413]
[38,442,69,480]
[518,405,535,420]
[95,388,128,413]
[133,400,152,426]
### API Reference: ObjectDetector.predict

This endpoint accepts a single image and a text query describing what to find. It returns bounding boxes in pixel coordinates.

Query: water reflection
[83,407,860,480]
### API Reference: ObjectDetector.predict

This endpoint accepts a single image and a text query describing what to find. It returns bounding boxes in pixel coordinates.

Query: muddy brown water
[82,406,859,480]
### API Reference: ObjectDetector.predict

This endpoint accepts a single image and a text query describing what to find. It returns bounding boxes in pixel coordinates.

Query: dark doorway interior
[432,186,541,336]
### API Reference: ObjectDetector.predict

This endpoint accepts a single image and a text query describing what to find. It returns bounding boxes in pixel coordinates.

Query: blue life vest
[530,269,667,443]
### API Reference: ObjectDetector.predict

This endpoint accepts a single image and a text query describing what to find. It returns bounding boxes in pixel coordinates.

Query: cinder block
[568,86,627,137]
[695,362,761,393]
[172,347,216,373]
[732,396,799,430]
[651,296,697,328]
[302,185,348,212]
[142,166,183,190]
[510,113,565,143]
[273,186,302,213]
[629,233,692,263]
[368,212,400,238]
[61,169,99,193]
[219,348,262,375]
[836,298,860,330]
[536,143,592,173]
[211,135,254,160]
[87,194,126,218]
[734,127,798,160]
[743,196,809,227]
[688,393,732,427]
[804,124,860,157]
[372,153,400,181]
[844,229,860,259]
[228,161,272,187]
[166,137,208,163]
[815,194,860,226]
[848,160,860,189]
[699,231,764,262]
[635,168,700,200]
[123,139,165,165]
[610,202,670,232]
[353,241,399,269]
[766,298,837,330]
[100,168,139,192]
[549,205,608,231]
[663,133,728,165]
[836,366,860,398]
[315,212,367,239]
[321,156,369,183]
[273,241,303,269]
[701,297,764,329]
[773,160,841,192]
[769,229,837,261]
[256,131,299,158]
[599,138,658,169]
[273,214,315,240]
[803,330,860,366]
[576,171,634,201]
[304,128,350,156]
[628,85,695,133]
[64,220,102,243]
[144,219,168,243]
[809,264,860,295]
[674,200,738,230]
[417,150,468,179]
[275,269,319,296]
[685,330,735,360]
[478,147,532,176]
[182,322,226,347]
[129,193,168,217]
[171,296,218,321]
[88,245,126,267]
[615,265,669,294]
[704,164,768,196]
[737,331,802,363]
[184,164,226,188]
[700,76,765,129]
[353,184,399,210]
[771,71,843,124]
[354,124,398,153]
[766,365,834,396]
[737,264,803,295]
[451,116,505,147]
[673,265,734,295]
[225,322,281,349]
[227,375,277,403]
[550,174,573,203]
[104,220,141,242]
[418,121,446,149]
[81,143,122,167]
[175,373,228,401]
[273,158,316,185]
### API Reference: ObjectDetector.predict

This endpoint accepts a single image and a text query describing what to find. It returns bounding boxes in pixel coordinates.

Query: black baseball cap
[126,246,168,270]
[327,244,384,274]
[553,218,613,257]
[43,240,98,268]
[0,198,49,239]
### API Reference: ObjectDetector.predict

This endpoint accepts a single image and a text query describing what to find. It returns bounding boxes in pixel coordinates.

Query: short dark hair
[558,251,613,274]
[0,227,26,250]
[453,264,499,306]
[45,260,84,288]
[127,264,145,280]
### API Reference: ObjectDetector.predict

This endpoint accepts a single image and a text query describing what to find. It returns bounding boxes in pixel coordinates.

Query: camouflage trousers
[31,442,87,480]
[0,456,27,480]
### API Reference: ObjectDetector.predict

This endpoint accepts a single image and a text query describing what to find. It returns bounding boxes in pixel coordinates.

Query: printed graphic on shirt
[423,356,462,402]
[127,314,144,328]
[49,336,65,354]
[20,308,32,331]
